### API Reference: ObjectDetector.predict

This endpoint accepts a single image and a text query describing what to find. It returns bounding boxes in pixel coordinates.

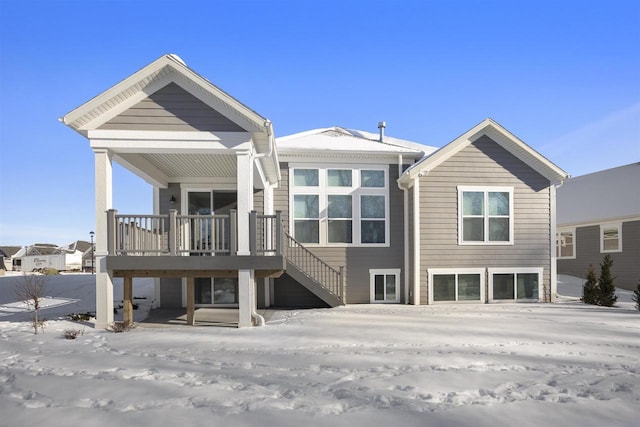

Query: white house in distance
[61,54,568,328]
[557,163,640,290]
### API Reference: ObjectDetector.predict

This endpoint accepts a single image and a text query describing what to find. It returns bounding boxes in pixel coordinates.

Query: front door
[188,190,239,306]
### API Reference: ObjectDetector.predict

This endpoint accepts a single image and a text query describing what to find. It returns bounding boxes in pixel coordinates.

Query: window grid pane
[328,169,352,187]
[516,273,538,300]
[458,274,481,301]
[293,169,319,187]
[433,275,456,301]
[361,170,385,187]
[493,274,514,300]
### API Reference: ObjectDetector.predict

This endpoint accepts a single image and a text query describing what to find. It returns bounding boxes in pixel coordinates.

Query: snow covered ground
[0,273,638,426]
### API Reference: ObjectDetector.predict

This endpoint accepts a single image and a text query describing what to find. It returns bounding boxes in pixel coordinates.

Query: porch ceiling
[117,152,237,180]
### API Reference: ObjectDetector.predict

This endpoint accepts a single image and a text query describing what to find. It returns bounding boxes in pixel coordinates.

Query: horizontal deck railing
[107,209,274,257]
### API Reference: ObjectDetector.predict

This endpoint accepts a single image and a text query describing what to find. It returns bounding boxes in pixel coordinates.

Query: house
[556,163,640,290]
[0,246,21,271]
[61,54,568,328]
[11,241,91,272]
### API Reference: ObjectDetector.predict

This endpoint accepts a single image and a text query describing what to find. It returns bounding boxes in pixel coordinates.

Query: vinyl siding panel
[273,162,408,304]
[419,136,552,303]
[99,82,246,132]
[558,220,640,290]
[160,278,183,308]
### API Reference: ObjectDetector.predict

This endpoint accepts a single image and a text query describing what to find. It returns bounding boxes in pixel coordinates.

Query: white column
[550,184,558,302]
[412,179,421,305]
[238,269,255,327]
[94,149,114,328]
[236,152,253,255]
[263,184,274,307]
[152,186,161,308]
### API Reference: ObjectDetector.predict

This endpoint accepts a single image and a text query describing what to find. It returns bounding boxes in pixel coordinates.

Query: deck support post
[238,269,254,327]
[186,277,195,326]
[123,276,133,326]
[94,149,114,328]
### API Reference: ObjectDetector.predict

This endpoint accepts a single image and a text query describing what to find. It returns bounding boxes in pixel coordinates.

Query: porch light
[170,195,176,205]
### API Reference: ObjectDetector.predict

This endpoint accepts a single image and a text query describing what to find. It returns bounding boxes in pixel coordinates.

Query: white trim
[457,186,514,245]
[487,267,544,303]
[550,184,558,302]
[600,222,623,253]
[556,227,576,260]
[288,164,390,247]
[369,269,401,303]
[557,215,640,229]
[427,268,486,304]
[412,179,420,305]
[399,118,568,185]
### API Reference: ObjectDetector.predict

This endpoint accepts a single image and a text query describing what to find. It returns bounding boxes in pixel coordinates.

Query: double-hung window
[556,228,575,259]
[290,166,389,246]
[600,223,622,253]
[458,186,513,244]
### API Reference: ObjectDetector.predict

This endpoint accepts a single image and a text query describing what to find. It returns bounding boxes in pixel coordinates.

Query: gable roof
[399,118,568,185]
[557,162,640,226]
[61,54,280,183]
[277,126,437,157]
[62,54,267,136]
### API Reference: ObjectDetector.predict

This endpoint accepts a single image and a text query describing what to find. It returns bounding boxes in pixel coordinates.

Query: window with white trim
[458,186,513,244]
[600,223,622,253]
[290,165,389,246]
[428,269,485,304]
[488,268,543,302]
[556,228,575,259]
[370,269,400,303]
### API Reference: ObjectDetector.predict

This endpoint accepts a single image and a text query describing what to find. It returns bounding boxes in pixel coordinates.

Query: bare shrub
[15,273,48,334]
[63,328,84,340]
[108,321,135,333]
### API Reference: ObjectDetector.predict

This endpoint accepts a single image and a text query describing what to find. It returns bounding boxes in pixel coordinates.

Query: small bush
[63,328,84,340]
[42,268,59,275]
[632,282,640,311]
[582,265,599,305]
[108,321,134,333]
[69,312,93,321]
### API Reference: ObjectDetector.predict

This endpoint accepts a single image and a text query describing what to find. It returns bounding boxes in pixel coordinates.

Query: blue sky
[0,0,638,246]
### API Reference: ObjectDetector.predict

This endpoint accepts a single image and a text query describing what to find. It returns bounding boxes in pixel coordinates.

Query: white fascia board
[400,118,569,185]
[557,215,640,229]
[280,151,422,165]
[88,130,253,152]
[63,57,172,128]
[113,153,169,188]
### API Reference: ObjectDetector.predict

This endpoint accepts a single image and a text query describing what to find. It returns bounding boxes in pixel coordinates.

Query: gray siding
[558,220,640,290]
[159,183,182,215]
[419,136,552,303]
[160,278,183,308]
[273,163,408,304]
[273,274,330,308]
[99,82,246,132]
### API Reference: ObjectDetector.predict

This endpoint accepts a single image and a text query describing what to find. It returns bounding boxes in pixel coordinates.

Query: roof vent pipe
[378,121,386,142]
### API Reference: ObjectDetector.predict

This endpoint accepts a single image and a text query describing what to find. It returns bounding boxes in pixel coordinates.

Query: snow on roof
[276,126,437,156]
[557,162,640,225]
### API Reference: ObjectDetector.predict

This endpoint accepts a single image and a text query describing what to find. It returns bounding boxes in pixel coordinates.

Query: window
[458,186,513,245]
[428,269,485,304]
[600,223,622,253]
[290,165,389,246]
[556,229,575,259]
[488,268,543,302]
[370,269,400,303]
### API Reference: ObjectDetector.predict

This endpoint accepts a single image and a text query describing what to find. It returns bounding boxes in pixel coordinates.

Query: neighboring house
[0,246,21,271]
[557,163,640,290]
[12,241,90,272]
[61,54,568,328]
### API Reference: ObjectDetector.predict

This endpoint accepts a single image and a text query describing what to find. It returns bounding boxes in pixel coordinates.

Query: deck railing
[282,231,344,300]
[107,209,271,256]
